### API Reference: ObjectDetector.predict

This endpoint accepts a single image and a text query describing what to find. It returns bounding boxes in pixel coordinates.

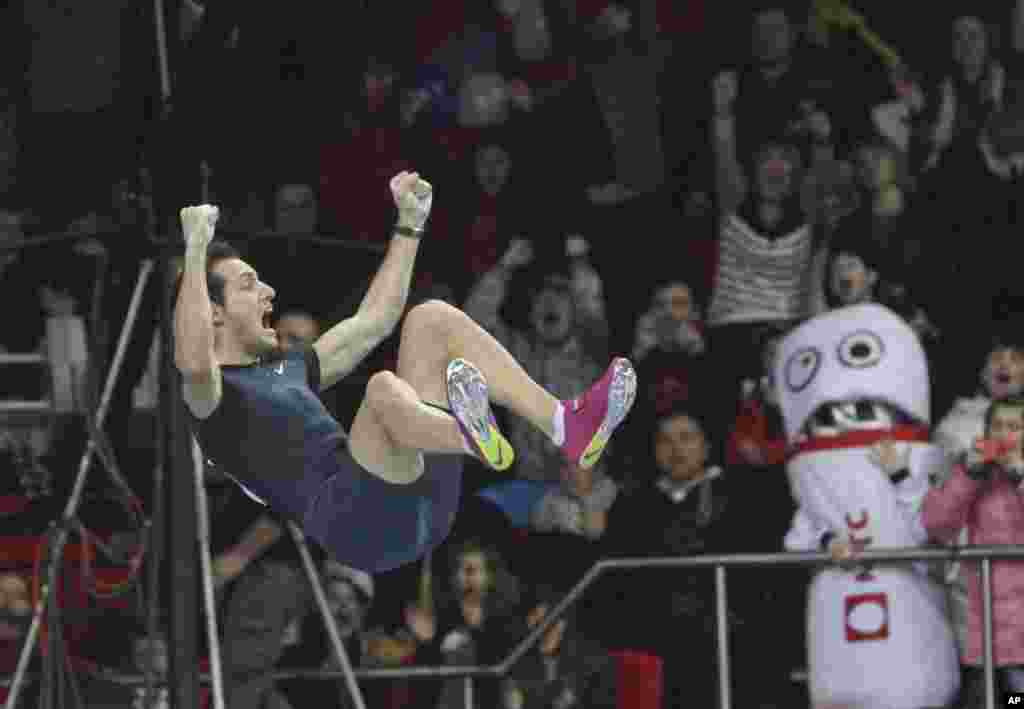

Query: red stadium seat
[610,649,663,709]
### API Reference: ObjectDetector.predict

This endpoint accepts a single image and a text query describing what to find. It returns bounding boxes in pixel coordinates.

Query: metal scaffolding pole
[160,253,201,709]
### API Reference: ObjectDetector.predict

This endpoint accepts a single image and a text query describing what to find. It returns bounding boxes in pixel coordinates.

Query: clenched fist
[391,171,433,232]
[180,205,220,250]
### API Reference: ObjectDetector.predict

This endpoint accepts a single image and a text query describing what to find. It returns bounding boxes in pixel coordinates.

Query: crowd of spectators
[4,0,1024,707]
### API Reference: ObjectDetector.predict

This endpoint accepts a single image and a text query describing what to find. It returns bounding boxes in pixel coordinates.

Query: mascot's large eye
[785,347,821,392]
[838,331,885,369]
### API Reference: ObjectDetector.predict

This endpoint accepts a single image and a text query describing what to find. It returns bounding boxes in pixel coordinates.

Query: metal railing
[21,545,1024,709]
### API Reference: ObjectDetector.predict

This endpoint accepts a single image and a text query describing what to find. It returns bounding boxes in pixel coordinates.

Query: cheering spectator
[501,590,618,709]
[464,238,606,483]
[913,11,1024,348]
[405,540,522,709]
[923,396,1024,701]
[932,330,1024,657]
[631,281,705,362]
[714,5,838,173]
[630,280,709,453]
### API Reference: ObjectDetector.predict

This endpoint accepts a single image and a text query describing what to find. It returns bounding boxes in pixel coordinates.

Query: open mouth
[802,399,913,437]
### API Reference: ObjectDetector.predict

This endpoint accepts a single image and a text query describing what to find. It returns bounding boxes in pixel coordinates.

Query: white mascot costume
[775,304,959,709]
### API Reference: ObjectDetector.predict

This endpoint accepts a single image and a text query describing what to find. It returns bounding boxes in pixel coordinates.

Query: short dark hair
[985,396,1024,432]
[171,240,242,312]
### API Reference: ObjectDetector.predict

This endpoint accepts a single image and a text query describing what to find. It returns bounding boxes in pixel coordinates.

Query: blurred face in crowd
[655,413,708,483]
[274,183,317,235]
[752,9,793,65]
[274,311,320,351]
[953,16,988,74]
[530,283,574,345]
[475,144,512,197]
[210,258,279,358]
[655,283,694,322]
[326,578,368,636]
[983,347,1024,399]
[132,634,169,676]
[455,551,491,599]
[829,252,877,306]
[364,60,397,112]
[754,145,797,202]
[987,404,1024,457]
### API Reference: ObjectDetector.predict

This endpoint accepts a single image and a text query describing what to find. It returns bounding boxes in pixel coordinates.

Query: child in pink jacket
[923,396,1024,700]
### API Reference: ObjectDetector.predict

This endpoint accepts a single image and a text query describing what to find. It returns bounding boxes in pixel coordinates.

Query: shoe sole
[578,357,637,470]
[446,358,514,471]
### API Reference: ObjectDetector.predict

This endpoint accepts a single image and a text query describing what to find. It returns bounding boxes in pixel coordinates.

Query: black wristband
[820,532,835,551]
[394,224,424,239]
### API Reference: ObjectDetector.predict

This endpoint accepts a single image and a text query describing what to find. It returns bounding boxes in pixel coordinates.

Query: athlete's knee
[403,299,463,339]
[364,370,404,414]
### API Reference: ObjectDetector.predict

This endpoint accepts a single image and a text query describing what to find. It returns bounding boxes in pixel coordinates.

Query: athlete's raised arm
[174,205,223,418]
[313,171,433,391]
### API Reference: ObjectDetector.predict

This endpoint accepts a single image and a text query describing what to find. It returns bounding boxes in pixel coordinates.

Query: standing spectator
[924,396,1024,702]
[501,590,618,709]
[716,5,839,172]
[600,406,730,709]
[464,238,606,483]
[707,102,817,443]
[932,330,1024,660]
[405,540,522,709]
[630,279,709,456]
[319,56,412,244]
[426,138,534,299]
[914,12,1024,351]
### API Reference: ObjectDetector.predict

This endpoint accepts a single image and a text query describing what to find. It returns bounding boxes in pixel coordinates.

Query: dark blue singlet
[187,347,462,572]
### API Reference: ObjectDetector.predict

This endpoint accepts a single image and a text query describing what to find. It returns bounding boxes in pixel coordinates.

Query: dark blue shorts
[301,443,463,573]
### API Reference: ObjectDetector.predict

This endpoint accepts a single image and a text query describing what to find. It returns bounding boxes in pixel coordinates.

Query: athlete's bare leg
[347,299,558,482]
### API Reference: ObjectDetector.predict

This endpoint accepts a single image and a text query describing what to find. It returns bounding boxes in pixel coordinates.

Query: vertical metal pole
[982,558,995,709]
[715,565,732,709]
[285,521,368,709]
[193,440,226,709]
[463,676,474,709]
[162,251,200,709]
